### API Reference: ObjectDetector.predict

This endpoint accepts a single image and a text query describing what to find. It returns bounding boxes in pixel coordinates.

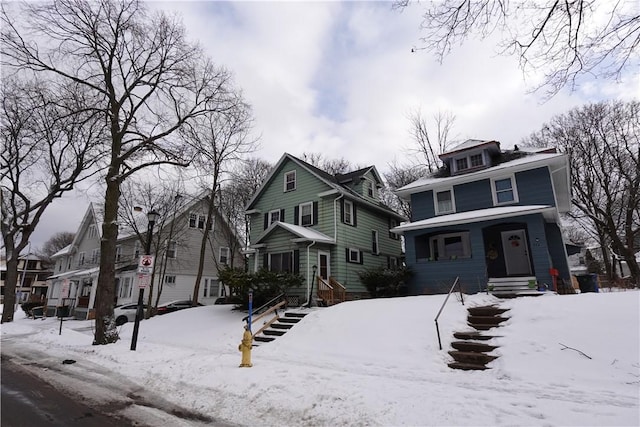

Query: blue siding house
[392,140,572,295]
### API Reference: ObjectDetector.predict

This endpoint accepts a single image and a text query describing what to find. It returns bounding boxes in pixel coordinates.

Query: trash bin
[56,305,70,318]
[576,274,599,293]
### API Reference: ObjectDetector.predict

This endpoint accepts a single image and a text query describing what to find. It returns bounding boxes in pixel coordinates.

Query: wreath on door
[508,235,521,247]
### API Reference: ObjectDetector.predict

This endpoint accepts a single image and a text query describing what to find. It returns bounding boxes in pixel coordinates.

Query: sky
[2,290,639,426]
[26,0,639,250]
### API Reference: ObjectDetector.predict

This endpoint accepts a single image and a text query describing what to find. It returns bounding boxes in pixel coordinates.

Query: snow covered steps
[253,311,308,344]
[448,305,509,371]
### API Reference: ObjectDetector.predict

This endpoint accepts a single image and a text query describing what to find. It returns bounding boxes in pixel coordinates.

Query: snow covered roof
[440,139,500,157]
[395,152,569,207]
[47,267,99,280]
[391,205,557,233]
[254,221,335,245]
[51,244,73,258]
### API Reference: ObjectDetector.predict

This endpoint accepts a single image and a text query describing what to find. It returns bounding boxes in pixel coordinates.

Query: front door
[501,229,532,275]
[318,251,330,280]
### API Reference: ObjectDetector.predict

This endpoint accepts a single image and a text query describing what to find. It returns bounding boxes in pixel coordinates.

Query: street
[2,355,140,426]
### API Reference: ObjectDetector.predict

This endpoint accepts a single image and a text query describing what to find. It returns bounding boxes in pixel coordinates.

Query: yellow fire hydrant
[238,326,253,367]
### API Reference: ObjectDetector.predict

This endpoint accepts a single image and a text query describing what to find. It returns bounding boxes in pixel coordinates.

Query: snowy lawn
[2,291,638,426]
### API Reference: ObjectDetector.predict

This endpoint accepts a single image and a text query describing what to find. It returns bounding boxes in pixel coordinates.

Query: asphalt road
[1,356,140,427]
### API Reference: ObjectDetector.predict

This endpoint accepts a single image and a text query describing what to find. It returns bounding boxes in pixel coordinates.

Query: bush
[218,267,304,310]
[20,302,44,315]
[358,267,412,298]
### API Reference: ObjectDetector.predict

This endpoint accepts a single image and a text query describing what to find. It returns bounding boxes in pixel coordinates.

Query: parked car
[114,303,148,326]
[156,300,204,315]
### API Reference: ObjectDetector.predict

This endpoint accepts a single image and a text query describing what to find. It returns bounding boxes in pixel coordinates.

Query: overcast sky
[28,0,638,250]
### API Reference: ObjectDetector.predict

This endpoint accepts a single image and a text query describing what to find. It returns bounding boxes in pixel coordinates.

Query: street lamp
[130,209,160,351]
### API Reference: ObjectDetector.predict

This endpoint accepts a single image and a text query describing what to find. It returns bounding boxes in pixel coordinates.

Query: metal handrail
[242,293,285,322]
[434,277,464,351]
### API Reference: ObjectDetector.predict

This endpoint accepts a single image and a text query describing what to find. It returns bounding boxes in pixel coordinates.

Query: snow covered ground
[2,291,639,426]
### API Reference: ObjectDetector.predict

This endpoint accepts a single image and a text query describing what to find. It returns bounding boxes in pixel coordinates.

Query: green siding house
[245,153,405,305]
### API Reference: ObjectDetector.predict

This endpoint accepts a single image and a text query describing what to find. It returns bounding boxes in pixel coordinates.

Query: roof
[246,153,405,220]
[253,221,335,245]
[51,244,73,258]
[440,139,500,157]
[47,267,99,280]
[395,152,570,211]
[390,205,558,233]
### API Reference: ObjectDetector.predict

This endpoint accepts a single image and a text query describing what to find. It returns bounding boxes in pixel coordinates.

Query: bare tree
[396,0,640,97]
[522,100,639,284]
[0,77,104,323]
[301,153,356,175]
[182,98,257,305]
[36,231,76,267]
[1,0,240,343]
[385,109,456,218]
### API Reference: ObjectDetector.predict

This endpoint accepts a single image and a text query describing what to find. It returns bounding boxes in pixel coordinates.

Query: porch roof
[391,205,557,234]
[254,221,335,245]
[47,267,99,281]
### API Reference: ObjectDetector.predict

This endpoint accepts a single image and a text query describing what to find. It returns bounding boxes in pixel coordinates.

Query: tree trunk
[93,177,121,344]
[1,256,20,323]
[192,179,218,305]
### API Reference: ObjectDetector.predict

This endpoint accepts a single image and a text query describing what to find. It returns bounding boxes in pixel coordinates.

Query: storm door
[500,229,532,275]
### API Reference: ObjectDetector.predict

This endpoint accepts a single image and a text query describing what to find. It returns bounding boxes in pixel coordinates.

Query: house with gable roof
[244,153,405,305]
[46,194,243,319]
[391,139,572,295]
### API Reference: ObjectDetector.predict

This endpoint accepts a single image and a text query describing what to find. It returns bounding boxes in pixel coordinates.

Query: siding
[515,167,556,206]
[454,180,493,212]
[411,190,434,221]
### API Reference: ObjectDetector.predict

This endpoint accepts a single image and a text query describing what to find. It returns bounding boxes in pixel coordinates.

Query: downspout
[254,248,259,273]
[303,240,317,307]
[333,194,344,242]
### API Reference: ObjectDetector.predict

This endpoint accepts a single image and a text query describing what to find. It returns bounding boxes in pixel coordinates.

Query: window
[203,278,219,298]
[269,209,281,225]
[78,252,85,266]
[269,252,292,272]
[389,218,400,240]
[470,153,484,167]
[189,213,207,229]
[434,189,455,214]
[284,170,296,192]
[164,275,176,285]
[492,176,518,205]
[372,230,379,254]
[219,247,229,265]
[134,241,141,259]
[344,200,354,225]
[88,224,97,238]
[119,277,132,298]
[115,246,122,262]
[166,240,177,259]
[428,232,471,260]
[455,157,468,171]
[347,248,362,264]
[299,202,313,226]
[67,257,72,270]
[363,179,375,198]
[91,248,100,264]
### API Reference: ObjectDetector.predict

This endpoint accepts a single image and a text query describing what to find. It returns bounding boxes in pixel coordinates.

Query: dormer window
[363,179,375,198]
[452,152,486,174]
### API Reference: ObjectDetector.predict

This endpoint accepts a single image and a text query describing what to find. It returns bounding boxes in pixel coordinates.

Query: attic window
[284,170,296,192]
[455,158,468,171]
[470,154,484,167]
[363,179,375,198]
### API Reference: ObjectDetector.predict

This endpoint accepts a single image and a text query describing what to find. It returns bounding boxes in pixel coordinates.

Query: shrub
[218,267,304,309]
[20,302,44,315]
[358,266,412,298]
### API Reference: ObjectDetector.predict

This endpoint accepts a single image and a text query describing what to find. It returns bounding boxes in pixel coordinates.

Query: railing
[317,276,346,306]
[434,277,464,351]
[242,293,286,323]
[250,300,287,336]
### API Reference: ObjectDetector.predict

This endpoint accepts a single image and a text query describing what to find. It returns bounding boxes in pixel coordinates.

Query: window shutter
[359,250,364,264]
[263,253,269,270]
[293,250,300,274]
[340,199,345,223]
[280,208,285,223]
[264,213,268,230]
[294,206,299,225]
[312,202,318,225]
[345,248,349,262]
[386,256,391,269]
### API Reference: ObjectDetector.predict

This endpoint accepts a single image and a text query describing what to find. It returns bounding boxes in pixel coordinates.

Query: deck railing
[317,276,346,306]
[434,277,464,351]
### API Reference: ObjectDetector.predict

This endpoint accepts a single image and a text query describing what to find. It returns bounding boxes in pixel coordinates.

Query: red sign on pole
[137,274,150,289]
[137,255,155,275]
